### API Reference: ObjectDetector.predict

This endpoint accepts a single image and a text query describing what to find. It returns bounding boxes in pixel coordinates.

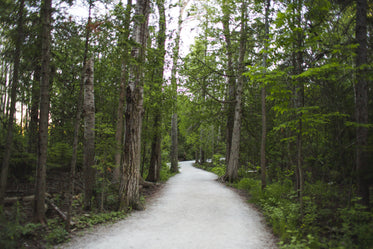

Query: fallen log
[4,193,51,204]
[45,197,67,221]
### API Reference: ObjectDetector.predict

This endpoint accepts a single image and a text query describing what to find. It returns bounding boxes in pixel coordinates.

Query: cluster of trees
[179,0,371,205]
[0,0,371,245]
[0,0,184,229]
[179,0,372,246]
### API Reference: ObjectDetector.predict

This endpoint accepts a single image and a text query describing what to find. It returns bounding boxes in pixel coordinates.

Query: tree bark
[355,0,369,207]
[260,0,270,191]
[292,0,305,218]
[119,0,150,211]
[147,0,166,182]
[225,0,247,182]
[83,57,96,210]
[34,0,52,225]
[221,0,236,166]
[170,0,189,173]
[0,0,25,205]
[114,0,133,182]
[66,2,93,231]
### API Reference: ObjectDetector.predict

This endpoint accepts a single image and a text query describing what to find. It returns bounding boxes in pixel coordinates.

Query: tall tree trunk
[170,0,189,173]
[221,0,235,166]
[83,57,96,210]
[260,0,270,191]
[114,0,132,182]
[119,0,150,211]
[225,0,247,182]
[28,63,41,154]
[355,0,369,207]
[66,2,93,231]
[147,0,166,182]
[0,0,25,205]
[34,0,52,224]
[292,0,304,218]
[147,112,162,182]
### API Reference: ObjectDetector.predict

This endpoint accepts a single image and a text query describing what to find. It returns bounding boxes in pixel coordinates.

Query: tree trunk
[0,0,25,205]
[221,0,236,166]
[260,0,270,191]
[114,0,132,182]
[355,0,369,207]
[225,0,247,182]
[83,57,96,210]
[34,0,52,225]
[147,112,162,182]
[28,63,40,154]
[147,0,166,182]
[66,2,93,231]
[293,0,305,218]
[119,0,149,211]
[170,0,189,173]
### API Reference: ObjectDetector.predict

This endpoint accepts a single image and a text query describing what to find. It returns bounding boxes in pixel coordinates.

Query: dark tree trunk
[222,0,236,166]
[355,0,369,207]
[260,0,270,191]
[34,0,52,225]
[147,0,166,182]
[0,0,25,205]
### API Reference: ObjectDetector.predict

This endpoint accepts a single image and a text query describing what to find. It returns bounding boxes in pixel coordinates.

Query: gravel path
[57,161,278,249]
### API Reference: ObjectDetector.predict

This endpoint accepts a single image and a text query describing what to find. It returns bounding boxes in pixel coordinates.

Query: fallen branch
[45,197,67,221]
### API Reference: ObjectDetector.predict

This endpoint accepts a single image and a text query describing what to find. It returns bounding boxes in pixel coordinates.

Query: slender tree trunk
[170,0,189,173]
[292,0,304,218]
[0,0,25,205]
[355,0,369,207]
[0,63,9,116]
[28,63,40,154]
[221,0,236,166]
[34,0,52,224]
[147,0,166,182]
[66,2,93,230]
[83,57,96,210]
[225,0,247,182]
[147,112,162,182]
[114,0,132,182]
[260,0,270,191]
[119,0,149,211]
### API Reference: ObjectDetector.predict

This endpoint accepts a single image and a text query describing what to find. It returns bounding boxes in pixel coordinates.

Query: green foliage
[336,200,373,249]
[74,211,127,230]
[0,204,42,248]
[45,219,69,245]
[160,162,177,182]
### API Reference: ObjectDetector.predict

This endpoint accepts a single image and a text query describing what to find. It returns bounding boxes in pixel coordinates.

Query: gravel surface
[57,161,278,249]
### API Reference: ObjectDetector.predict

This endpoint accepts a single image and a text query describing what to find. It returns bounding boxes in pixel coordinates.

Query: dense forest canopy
[0,0,372,248]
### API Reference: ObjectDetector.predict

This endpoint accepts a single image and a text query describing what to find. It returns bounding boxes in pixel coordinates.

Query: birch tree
[83,57,96,210]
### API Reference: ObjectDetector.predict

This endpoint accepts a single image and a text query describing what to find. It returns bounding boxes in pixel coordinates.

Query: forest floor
[56,161,278,249]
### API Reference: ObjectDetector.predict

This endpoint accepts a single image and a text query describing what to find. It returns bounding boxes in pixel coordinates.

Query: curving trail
[57,161,278,249]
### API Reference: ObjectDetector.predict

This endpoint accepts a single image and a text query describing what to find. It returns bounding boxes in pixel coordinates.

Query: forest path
[57,161,277,249]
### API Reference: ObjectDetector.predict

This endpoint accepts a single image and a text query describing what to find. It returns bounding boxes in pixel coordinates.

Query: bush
[160,162,177,182]
[211,166,225,177]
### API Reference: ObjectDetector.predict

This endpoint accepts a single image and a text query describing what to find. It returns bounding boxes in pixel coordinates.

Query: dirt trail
[57,161,278,249]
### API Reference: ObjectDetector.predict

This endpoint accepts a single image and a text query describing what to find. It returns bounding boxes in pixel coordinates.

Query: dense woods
[0,0,372,248]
